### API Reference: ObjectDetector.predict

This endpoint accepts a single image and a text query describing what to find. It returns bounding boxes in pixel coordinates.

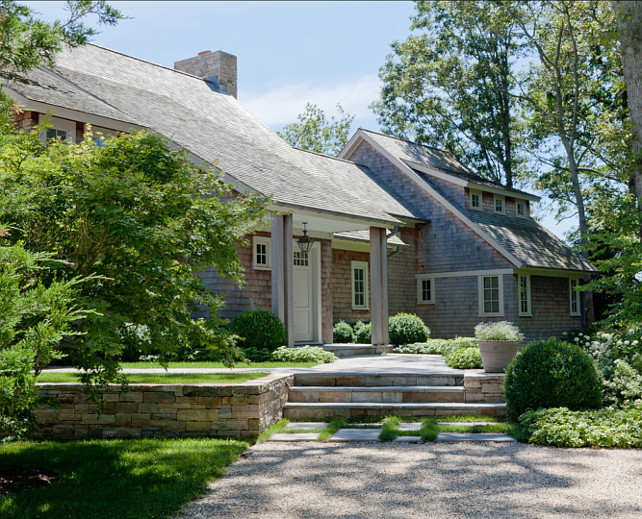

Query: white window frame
[417,276,435,304]
[39,115,76,143]
[470,189,482,211]
[478,275,504,317]
[569,278,581,316]
[516,200,527,218]
[252,236,271,270]
[351,260,369,310]
[494,195,505,215]
[518,274,532,316]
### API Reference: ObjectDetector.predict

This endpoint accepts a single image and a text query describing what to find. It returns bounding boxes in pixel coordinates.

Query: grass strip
[0,438,247,519]
[438,423,508,434]
[420,418,439,441]
[121,361,319,369]
[318,416,346,441]
[257,418,289,442]
[37,372,269,384]
[346,415,504,424]
[379,416,401,441]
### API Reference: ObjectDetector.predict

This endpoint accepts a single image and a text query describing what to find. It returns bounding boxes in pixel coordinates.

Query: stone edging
[463,372,505,403]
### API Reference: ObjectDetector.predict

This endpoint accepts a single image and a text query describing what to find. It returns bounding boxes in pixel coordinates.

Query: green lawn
[0,438,247,519]
[121,360,319,369]
[37,372,269,384]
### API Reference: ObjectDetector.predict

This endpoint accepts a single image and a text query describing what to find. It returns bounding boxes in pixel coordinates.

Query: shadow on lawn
[0,438,247,519]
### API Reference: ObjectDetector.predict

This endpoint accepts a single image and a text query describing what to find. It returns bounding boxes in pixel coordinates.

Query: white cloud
[240,74,381,128]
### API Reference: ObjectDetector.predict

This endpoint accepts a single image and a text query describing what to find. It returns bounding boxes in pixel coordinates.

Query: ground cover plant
[271,345,337,363]
[121,360,320,369]
[36,372,268,385]
[0,438,247,519]
[378,416,401,441]
[445,347,482,369]
[393,337,482,369]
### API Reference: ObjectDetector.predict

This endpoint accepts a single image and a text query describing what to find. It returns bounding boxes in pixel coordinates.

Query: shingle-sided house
[7,44,596,347]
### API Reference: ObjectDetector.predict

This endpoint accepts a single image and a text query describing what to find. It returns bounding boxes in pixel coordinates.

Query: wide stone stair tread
[288,385,465,392]
[284,402,504,409]
[292,373,464,387]
[283,402,506,419]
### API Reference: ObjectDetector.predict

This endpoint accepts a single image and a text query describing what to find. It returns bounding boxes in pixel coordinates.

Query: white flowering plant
[569,326,642,407]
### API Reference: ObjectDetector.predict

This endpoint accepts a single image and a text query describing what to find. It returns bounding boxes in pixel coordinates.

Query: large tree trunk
[614,1,642,235]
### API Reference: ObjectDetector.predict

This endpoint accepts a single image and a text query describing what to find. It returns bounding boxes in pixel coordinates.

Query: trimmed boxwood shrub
[505,339,603,421]
[353,321,371,343]
[230,309,286,361]
[388,313,430,346]
[333,321,355,343]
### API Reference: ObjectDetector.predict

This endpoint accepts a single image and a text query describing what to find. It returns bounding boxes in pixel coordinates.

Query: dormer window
[516,200,526,218]
[470,189,482,210]
[494,195,505,214]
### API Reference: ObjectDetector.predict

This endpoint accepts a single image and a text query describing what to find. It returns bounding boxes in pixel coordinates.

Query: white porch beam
[370,227,389,346]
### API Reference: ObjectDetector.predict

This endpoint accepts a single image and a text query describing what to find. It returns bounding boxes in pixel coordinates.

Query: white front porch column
[370,226,389,345]
[271,214,294,347]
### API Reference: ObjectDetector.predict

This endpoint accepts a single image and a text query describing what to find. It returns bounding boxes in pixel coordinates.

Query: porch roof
[10,44,409,227]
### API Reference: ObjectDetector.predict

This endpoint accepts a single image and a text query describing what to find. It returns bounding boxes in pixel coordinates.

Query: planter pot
[477,340,521,373]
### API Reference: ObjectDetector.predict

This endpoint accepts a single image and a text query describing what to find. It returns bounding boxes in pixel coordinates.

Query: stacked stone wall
[34,374,292,440]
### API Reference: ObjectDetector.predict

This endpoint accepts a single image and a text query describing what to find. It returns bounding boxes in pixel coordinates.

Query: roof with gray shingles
[10,44,413,225]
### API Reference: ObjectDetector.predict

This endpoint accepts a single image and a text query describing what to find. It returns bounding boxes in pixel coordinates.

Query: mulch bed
[0,466,58,496]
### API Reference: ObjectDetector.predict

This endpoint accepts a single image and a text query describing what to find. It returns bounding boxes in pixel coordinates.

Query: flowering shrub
[573,326,642,407]
[474,321,524,342]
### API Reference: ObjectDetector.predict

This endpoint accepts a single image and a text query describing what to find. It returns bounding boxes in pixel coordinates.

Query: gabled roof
[341,129,596,273]
[8,44,412,226]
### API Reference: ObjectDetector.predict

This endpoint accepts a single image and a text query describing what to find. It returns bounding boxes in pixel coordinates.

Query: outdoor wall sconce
[297,222,314,253]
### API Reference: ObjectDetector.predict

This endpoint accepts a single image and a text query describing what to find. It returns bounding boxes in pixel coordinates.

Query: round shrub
[353,321,372,343]
[230,310,286,361]
[446,347,483,369]
[505,339,603,421]
[333,321,355,343]
[388,313,430,346]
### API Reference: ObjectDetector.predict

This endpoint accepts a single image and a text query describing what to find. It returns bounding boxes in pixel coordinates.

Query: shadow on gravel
[177,442,642,519]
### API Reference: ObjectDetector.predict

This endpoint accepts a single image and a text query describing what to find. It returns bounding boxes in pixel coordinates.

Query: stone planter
[477,340,521,373]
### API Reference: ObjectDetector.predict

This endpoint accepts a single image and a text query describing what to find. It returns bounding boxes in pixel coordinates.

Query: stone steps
[283,402,506,420]
[292,372,464,387]
[288,385,465,403]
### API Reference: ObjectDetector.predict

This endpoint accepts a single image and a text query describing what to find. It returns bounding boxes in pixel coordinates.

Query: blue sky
[25,0,573,239]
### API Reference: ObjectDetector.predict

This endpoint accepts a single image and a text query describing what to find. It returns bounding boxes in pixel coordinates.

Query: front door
[292,246,318,343]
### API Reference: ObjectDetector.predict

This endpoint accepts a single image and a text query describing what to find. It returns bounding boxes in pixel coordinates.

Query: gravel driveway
[175,442,642,519]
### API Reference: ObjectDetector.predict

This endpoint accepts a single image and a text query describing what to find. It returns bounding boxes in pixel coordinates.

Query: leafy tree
[278,102,354,156]
[1,127,268,385]
[372,1,523,187]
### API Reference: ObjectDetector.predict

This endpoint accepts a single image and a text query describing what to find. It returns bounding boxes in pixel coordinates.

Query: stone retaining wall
[463,373,505,403]
[34,374,292,440]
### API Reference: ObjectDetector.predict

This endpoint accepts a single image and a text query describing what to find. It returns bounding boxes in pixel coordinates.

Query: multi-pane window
[494,195,505,214]
[470,190,482,210]
[351,261,368,310]
[46,128,67,141]
[569,278,580,316]
[417,277,435,304]
[479,275,503,316]
[293,251,309,267]
[252,237,270,269]
[516,201,526,218]
[519,275,531,316]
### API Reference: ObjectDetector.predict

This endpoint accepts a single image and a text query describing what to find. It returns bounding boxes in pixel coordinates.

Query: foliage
[574,327,642,406]
[38,371,267,385]
[230,310,285,362]
[504,339,603,420]
[474,321,524,342]
[445,347,482,369]
[519,404,642,448]
[388,313,430,346]
[353,320,371,343]
[277,103,354,156]
[419,418,439,442]
[0,244,89,438]
[393,337,477,357]
[0,438,247,518]
[372,0,523,187]
[1,129,268,382]
[318,416,346,441]
[333,321,355,344]
[271,345,337,364]
[379,416,401,441]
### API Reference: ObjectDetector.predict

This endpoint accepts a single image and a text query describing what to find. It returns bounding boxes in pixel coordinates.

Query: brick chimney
[174,50,237,98]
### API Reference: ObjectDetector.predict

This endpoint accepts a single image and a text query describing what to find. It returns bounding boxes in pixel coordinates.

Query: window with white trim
[293,251,309,267]
[569,278,580,316]
[479,275,503,316]
[470,189,482,210]
[39,115,75,144]
[494,195,505,214]
[252,236,271,270]
[518,274,531,316]
[417,277,435,304]
[516,200,526,218]
[351,261,369,310]
[46,128,68,141]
